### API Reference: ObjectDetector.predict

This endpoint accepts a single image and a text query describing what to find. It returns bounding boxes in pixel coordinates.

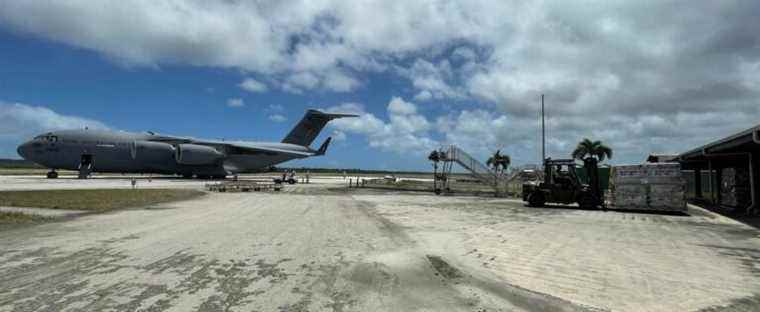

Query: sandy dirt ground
[1,176,760,311]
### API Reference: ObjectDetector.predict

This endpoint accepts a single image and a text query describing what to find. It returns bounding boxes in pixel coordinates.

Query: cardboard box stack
[609,163,686,212]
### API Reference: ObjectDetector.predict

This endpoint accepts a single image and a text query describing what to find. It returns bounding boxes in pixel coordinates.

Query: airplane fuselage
[17,129,312,177]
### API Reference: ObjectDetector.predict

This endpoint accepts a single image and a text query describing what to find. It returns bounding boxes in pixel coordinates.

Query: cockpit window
[33,134,58,142]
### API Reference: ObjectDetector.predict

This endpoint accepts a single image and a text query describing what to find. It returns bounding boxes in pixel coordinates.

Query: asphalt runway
[1,176,760,311]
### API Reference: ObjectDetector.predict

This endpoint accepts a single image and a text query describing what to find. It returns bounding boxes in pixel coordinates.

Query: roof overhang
[677,124,760,168]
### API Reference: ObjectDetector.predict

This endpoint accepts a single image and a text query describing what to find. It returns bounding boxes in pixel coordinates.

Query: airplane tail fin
[282,109,357,147]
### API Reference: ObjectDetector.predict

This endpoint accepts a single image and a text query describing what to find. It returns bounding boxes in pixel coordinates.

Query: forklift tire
[578,194,597,210]
[527,192,545,207]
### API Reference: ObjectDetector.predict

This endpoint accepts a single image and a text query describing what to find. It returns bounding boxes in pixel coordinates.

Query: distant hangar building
[677,124,760,214]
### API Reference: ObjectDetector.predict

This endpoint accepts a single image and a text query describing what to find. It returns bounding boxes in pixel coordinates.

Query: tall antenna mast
[541,94,545,163]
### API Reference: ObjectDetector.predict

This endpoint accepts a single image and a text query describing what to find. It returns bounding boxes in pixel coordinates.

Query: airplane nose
[17,141,31,160]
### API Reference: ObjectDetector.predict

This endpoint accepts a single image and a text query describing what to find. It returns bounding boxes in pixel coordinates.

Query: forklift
[522,157,604,209]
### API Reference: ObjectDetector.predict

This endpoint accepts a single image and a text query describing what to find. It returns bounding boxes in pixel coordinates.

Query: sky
[0,1,759,171]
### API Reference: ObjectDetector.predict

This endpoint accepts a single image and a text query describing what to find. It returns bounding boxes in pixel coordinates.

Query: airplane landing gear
[47,170,58,179]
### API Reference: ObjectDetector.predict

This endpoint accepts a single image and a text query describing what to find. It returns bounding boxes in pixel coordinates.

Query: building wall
[683,170,717,197]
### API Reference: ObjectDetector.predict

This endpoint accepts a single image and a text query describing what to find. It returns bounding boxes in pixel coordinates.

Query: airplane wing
[222,142,315,158]
[148,135,316,158]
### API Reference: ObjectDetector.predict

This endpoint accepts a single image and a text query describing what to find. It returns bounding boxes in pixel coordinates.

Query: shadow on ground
[689,198,760,230]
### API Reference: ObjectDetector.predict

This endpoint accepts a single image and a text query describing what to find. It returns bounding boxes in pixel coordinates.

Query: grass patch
[0,211,54,224]
[0,189,205,211]
[0,168,78,176]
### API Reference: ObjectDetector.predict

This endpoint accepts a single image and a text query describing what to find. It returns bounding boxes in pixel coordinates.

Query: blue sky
[0,28,449,170]
[1,1,759,171]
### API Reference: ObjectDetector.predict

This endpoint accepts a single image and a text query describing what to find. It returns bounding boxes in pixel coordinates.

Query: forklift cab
[541,159,583,204]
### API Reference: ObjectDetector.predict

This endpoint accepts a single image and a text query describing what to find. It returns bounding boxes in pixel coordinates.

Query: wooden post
[716,167,723,205]
[749,153,758,215]
[708,160,714,204]
[694,168,702,198]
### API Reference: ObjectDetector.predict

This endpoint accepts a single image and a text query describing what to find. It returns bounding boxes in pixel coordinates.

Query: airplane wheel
[47,171,58,179]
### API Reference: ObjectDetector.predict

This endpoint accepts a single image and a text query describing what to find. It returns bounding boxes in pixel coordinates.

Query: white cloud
[226,98,244,108]
[397,59,465,101]
[322,70,360,92]
[331,130,347,141]
[325,97,760,166]
[452,46,477,61]
[282,72,320,94]
[413,90,433,101]
[268,114,287,122]
[2,1,760,163]
[436,109,538,164]
[327,97,437,155]
[0,101,108,158]
[239,78,268,93]
[281,70,360,93]
[387,97,417,115]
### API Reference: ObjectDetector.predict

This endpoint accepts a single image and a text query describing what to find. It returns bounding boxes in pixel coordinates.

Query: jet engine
[175,144,224,165]
[130,141,175,163]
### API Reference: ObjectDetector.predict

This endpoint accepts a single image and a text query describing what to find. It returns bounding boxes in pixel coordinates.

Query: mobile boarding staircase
[436,145,506,196]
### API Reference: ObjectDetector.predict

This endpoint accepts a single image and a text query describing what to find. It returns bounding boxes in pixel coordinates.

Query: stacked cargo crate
[609,163,686,212]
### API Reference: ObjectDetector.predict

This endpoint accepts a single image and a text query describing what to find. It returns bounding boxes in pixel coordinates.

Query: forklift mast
[583,158,602,202]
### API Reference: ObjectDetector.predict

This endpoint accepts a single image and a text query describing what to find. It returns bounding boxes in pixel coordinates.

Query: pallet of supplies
[609,163,686,212]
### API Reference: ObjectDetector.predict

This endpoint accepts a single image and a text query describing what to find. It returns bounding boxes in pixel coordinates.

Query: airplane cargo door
[79,154,93,179]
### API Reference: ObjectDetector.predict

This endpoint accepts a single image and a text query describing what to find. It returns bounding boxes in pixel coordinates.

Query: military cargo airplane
[17,109,357,179]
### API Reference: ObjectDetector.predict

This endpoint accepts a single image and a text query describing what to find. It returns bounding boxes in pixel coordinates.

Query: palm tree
[498,154,511,174]
[428,150,441,190]
[572,138,613,162]
[487,150,499,173]
[486,150,511,175]
[572,138,612,202]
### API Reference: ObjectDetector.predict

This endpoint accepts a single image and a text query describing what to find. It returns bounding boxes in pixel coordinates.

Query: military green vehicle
[522,158,604,209]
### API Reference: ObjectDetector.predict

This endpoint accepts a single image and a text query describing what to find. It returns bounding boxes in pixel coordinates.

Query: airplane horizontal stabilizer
[315,137,332,156]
